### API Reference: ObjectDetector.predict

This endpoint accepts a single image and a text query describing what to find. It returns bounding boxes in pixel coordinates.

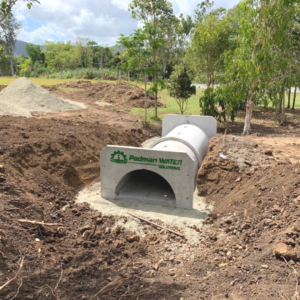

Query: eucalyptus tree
[221,0,297,135]
[186,7,231,88]
[118,28,152,122]
[194,0,214,23]
[129,0,174,118]
[291,6,300,110]
[0,13,20,76]
[75,37,93,68]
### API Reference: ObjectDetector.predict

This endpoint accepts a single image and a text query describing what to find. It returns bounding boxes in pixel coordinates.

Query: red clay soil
[0,83,300,299]
[42,81,166,109]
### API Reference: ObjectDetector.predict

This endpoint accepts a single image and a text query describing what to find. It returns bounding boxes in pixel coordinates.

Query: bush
[199,87,226,121]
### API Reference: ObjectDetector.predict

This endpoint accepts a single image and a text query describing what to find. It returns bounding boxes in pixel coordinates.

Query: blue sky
[13,0,240,46]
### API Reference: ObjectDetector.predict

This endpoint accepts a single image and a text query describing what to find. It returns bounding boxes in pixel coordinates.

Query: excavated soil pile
[43,81,166,108]
[193,134,300,298]
[0,78,85,117]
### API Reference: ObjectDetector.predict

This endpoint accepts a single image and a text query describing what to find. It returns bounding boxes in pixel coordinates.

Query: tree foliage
[168,65,196,114]
[25,43,42,66]
[221,0,297,134]
[0,0,39,24]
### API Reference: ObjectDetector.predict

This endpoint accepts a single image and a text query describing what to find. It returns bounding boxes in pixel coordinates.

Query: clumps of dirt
[0,78,86,117]
[197,135,272,199]
[43,81,166,109]
[61,80,93,89]
[0,114,185,300]
[193,134,300,298]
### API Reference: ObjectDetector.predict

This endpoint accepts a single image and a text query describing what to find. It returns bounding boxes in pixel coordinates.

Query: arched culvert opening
[115,170,176,206]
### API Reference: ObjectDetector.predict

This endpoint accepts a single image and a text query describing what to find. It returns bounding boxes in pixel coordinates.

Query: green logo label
[110,151,128,164]
[110,151,183,171]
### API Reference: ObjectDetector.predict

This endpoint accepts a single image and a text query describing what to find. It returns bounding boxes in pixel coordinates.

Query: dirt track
[1,81,300,299]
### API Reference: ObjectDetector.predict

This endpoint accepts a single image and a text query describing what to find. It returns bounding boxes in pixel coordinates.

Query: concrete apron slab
[75,181,213,244]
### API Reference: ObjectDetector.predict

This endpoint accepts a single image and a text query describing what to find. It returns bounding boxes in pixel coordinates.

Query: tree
[168,64,196,114]
[129,0,174,118]
[44,41,78,77]
[118,28,152,122]
[0,13,20,75]
[291,5,300,110]
[0,0,39,24]
[25,43,42,66]
[194,0,214,23]
[186,7,232,88]
[75,37,93,68]
[221,0,297,135]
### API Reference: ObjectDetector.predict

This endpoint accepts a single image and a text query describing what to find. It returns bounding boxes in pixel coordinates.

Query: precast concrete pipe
[100,115,217,209]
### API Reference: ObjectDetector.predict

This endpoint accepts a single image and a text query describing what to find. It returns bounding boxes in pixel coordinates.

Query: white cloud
[13,0,241,45]
[111,0,131,11]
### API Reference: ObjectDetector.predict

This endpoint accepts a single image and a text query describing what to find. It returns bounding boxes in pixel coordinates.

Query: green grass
[130,89,206,120]
[290,92,300,108]
[0,77,120,86]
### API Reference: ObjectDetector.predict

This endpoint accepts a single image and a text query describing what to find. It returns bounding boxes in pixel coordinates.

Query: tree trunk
[292,85,297,110]
[243,99,254,136]
[10,56,14,76]
[287,86,291,108]
[278,87,285,124]
[144,76,147,123]
[60,70,63,79]
[154,93,158,118]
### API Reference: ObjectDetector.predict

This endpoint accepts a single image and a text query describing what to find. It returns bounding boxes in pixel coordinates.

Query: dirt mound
[0,112,176,300]
[193,134,300,298]
[43,81,166,108]
[0,78,86,117]
[197,135,272,199]
[61,80,93,89]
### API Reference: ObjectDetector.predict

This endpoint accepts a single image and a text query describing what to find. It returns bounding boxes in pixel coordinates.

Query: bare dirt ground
[0,80,300,300]
[42,81,165,109]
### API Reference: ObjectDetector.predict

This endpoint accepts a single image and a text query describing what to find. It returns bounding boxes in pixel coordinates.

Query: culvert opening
[115,170,176,205]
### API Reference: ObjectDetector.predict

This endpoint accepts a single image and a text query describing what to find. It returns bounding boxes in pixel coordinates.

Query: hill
[15,40,28,56]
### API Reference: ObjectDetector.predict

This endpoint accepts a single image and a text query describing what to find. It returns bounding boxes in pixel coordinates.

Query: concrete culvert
[100,114,217,209]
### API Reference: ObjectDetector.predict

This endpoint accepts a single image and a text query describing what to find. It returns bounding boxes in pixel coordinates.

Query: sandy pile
[0,77,86,117]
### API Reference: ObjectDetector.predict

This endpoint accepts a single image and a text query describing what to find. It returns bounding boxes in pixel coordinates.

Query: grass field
[130,89,205,120]
[0,77,116,86]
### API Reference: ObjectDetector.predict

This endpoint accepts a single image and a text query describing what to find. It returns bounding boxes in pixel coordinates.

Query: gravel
[0,77,86,117]
[0,100,32,117]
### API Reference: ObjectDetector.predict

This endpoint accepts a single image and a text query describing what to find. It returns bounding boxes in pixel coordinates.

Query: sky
[13,0,240,46]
